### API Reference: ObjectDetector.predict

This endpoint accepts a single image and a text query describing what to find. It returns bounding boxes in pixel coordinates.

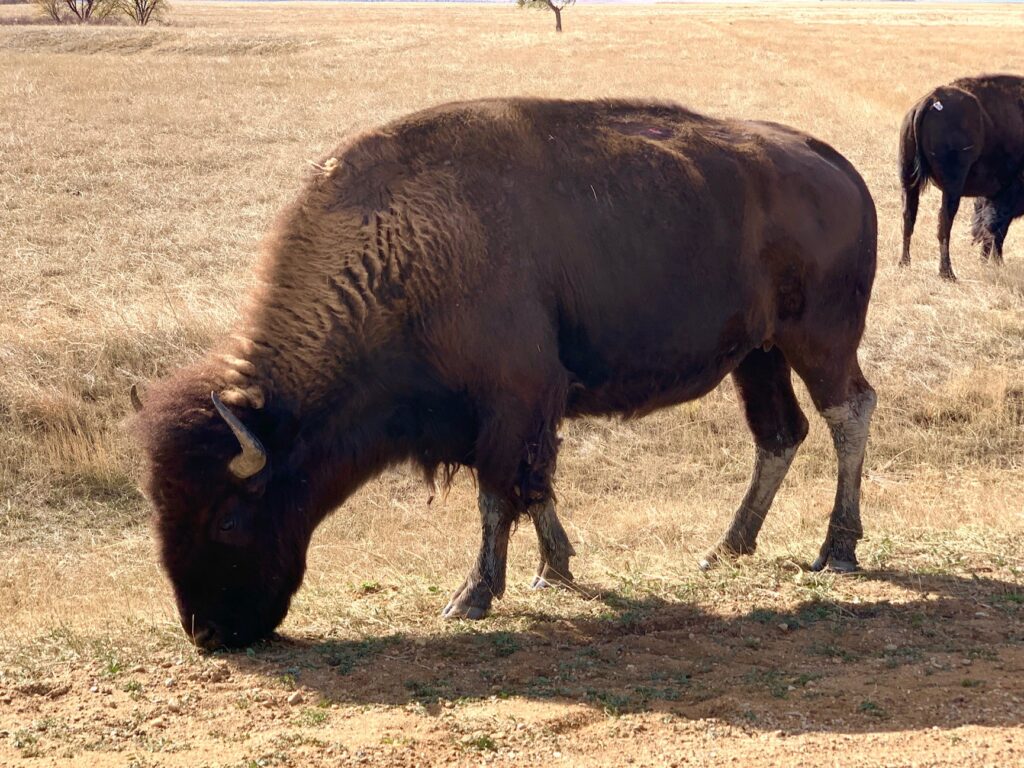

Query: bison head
[135,375,312,650]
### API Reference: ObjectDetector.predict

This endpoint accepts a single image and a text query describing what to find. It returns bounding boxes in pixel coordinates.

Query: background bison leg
[442,488,516,620]
[937,188,963,280]
[973,185,1021,265]
[900,182,920,267]
[991,223,1009,265]
[528,499,575,589]
[700,347,808,570]
[972,198,996,261]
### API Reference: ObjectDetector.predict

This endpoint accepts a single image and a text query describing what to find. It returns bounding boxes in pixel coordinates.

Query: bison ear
[130,384,144,413]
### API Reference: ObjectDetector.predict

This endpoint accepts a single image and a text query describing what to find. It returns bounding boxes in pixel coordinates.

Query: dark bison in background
[972,168,1024,262]
[899,74,1024,279]
[134,98,877,650]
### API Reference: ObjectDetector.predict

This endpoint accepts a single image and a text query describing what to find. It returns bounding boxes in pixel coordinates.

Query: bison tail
[899,98,931,191]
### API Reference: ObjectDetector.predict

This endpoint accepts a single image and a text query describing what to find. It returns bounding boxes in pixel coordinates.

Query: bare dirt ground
[2,2,1024,766]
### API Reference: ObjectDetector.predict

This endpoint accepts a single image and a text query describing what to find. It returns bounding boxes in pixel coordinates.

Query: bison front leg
[442,489,516,620]
[528,499,575,589]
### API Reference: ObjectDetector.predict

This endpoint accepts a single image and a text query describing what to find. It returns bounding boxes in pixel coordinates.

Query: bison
[899,74,1024,279]
[134,98,877,650]
[972,167,1024,263]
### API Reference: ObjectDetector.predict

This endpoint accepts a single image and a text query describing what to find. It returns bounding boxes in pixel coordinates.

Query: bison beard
[135,98,877,648]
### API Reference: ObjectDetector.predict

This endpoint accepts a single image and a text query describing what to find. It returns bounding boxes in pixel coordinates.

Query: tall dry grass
[1,2,1022,653]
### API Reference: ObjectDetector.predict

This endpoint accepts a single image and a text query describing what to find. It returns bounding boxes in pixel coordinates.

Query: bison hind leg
[701,347,808,570]
[783,353,876,573]
[810,381,876,573]
[528,499,576,589]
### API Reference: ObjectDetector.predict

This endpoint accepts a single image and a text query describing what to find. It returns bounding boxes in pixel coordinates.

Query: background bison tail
[899,99,930,191]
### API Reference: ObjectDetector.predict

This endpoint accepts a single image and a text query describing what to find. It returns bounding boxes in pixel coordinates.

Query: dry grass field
[2,1,1024,765]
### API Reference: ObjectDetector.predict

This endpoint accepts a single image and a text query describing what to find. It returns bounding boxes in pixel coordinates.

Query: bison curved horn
[129,384,144,413]
[211,391,267,479]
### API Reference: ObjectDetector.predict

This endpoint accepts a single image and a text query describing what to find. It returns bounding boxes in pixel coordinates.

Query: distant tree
[117,0,167,25]
[62,0,115,22]
[516,0,575,33]
[33,0,63,21]
[33,0,116,22]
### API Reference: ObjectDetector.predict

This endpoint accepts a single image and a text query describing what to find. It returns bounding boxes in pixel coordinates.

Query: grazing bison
[899,74,1024,279]
[972,168,1024,263]
[134,98,877,650]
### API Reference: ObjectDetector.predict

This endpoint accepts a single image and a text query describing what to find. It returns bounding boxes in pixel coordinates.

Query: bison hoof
[441,602,489,620]
[810,555,859,574]
[441,579,493,620]
[530,564,574,590]
[940,268,957,282]
[699,539,754,571]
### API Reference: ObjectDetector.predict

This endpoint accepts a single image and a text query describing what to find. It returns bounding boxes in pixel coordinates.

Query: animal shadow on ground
[222,571,1024,735]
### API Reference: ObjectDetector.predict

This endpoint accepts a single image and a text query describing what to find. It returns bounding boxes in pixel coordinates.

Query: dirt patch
[2,567,1023,766]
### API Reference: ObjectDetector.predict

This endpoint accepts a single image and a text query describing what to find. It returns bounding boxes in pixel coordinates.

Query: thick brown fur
[971,168,1024,262]
[899,74,1024,277]
[136,98,877,647]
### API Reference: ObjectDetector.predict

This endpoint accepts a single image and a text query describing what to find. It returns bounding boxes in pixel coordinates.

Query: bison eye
[219,517,236,532]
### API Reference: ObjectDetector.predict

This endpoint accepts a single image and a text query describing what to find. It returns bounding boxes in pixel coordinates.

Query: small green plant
[278,673,297,690]
[462,733,498,752]
[587,689,633,716]
[744,669,791,699]
[12,729,40,758]
[102,653,125,678]
[859,700,887,718]
[491,632,520,658]
[296,708,328,727]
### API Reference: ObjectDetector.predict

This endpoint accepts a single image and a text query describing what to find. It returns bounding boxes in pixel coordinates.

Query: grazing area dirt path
[1,2,1023,766]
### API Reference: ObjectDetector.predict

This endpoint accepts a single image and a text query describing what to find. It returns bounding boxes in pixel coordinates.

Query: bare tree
[32,0,64,22]
[117,0,167,25]
[516,0,575,33]
[62,0,116,22]
[34,0,116,22]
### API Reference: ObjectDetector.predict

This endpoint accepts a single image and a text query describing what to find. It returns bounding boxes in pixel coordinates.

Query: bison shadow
[217,569,1024,735]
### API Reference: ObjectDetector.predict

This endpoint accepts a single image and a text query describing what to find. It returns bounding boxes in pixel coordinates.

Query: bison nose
[189,623,223,651]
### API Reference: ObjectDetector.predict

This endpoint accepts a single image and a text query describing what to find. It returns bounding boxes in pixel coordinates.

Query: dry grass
[1,6,1024,760]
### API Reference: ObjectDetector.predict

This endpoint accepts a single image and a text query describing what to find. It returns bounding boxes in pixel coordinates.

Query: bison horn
[129,384,144,413]
[211,391,267,479]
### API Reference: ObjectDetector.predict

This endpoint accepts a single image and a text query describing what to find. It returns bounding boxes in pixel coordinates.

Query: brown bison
[134,98,877,649]
[972,168,1024,262]
[899,74,1024,279]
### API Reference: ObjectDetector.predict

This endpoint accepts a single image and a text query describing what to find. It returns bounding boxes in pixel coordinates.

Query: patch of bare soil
[3,568,1023,767]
